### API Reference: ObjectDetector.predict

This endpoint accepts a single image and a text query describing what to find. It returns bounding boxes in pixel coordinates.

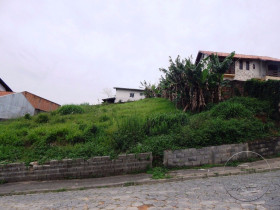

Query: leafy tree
[140,81,160,98]
[144,52,235,112]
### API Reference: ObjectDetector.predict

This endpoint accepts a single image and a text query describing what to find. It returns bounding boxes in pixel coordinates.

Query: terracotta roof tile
[199,50,280,62]
[21,91,60,112]
[0,91,14,97]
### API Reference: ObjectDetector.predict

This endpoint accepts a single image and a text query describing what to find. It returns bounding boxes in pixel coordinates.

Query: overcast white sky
[1,0,280,104]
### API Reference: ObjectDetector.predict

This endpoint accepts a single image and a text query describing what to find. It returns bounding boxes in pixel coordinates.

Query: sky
[0,0,280,105]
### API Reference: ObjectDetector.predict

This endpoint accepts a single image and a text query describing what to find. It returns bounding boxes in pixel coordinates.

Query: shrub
[211,101,252,119]
[178,118,274,148]
[130,135,179,162]
[24,113,31,120]
[245,79,280,120]
[45,127,69,144]
[58,105,85,115]
[144,113,188,135]
[35,114,49,123]
[225,97,272,115]
[0,145,24,163]
[147,167,170,179]
[113,116,145,152]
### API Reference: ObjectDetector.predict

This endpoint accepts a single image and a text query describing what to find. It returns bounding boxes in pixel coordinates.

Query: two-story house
[195,51,280,81]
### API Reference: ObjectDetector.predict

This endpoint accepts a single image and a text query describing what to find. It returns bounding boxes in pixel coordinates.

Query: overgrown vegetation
[0,97,278,165]
[0,98,179,164]
[245,79,280,120]
[142,52,235,111]
[147,167,172,179]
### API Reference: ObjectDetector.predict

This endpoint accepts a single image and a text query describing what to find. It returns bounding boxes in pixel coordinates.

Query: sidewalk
[1,157,280,196]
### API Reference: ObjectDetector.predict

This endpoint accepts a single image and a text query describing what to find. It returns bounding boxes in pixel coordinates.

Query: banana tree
[207,52,235,102]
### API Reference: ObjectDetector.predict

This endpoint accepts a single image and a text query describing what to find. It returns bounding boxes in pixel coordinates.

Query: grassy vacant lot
[0,97,279,165]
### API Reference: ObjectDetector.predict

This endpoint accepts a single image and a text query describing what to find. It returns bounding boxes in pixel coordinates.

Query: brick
[117,154,127,160]
[0,153,152,182]
[50,160,59,166]
[176,153,184,158]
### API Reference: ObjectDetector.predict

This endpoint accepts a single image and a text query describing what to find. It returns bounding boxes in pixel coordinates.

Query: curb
[1,167,279,197]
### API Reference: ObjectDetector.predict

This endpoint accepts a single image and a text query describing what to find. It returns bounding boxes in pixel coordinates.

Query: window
[268,64,279,77]
[239,61,243,69]
[140,92,144,96]
[253,64,255,69]
[246,61,250,70]
[130,93,134,98]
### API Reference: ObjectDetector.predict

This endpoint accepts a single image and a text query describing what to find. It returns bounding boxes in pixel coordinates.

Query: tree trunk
[218,84,222,102]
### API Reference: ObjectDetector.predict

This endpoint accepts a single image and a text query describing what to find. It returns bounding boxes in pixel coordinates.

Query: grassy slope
[0,98,179,164]
[0,97,278,165]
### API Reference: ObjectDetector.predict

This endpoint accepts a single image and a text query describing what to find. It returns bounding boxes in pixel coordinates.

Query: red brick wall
[22,91,60,112]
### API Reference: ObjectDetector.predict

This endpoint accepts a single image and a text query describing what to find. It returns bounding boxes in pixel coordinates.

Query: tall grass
[0,97,278,165]
[0,98,179,164]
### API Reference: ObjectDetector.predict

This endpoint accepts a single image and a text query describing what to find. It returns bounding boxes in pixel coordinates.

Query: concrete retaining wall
[164,137,280,167]
[0,153,152,183]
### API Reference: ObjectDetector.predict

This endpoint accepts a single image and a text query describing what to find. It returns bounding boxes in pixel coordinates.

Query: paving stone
[0,170,279,209]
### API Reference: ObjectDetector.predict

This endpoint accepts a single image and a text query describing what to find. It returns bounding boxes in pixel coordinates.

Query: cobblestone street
[0,170,279,210]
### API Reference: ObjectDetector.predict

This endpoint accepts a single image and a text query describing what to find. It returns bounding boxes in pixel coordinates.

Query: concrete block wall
[164,137,280,167]
[0,153,152,183]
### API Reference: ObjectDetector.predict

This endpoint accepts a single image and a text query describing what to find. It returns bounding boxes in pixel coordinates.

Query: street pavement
[0,169,279,210]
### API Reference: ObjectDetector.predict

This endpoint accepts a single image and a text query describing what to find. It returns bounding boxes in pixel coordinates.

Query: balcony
[266,64,280,80]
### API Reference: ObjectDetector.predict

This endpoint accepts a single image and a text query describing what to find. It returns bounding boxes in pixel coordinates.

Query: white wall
[115,89,145,103]
[0,93,35,119]
[234,60,263,81]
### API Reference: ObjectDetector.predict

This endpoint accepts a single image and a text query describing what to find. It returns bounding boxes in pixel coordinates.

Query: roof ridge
[198,50,280,62]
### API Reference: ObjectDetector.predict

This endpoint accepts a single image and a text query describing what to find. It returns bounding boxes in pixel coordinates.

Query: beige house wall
[234,60,264,81]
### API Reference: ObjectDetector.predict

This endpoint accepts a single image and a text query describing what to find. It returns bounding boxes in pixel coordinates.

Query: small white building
[102,87,145,103]
[195,51,280,81]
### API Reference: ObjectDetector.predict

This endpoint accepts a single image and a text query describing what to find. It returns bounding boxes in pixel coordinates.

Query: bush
[211,101,252,119]
[245,79,280,120]
[113,116,145,152]
[58,105,85,115]
[178,118,274,148]
[24,113,31,120]
[35,114,49,123]
[225,97,272,115]
[144,113,188,135]
[130,135,179,161]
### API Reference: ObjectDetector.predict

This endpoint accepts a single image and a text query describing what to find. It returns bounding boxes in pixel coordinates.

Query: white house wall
[115,89,145,103]
[0,93,35,119]
[234,60,263,81]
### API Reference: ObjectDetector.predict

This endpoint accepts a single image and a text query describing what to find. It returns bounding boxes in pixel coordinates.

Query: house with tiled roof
[0,77,60,119]
[195,51,280,81]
